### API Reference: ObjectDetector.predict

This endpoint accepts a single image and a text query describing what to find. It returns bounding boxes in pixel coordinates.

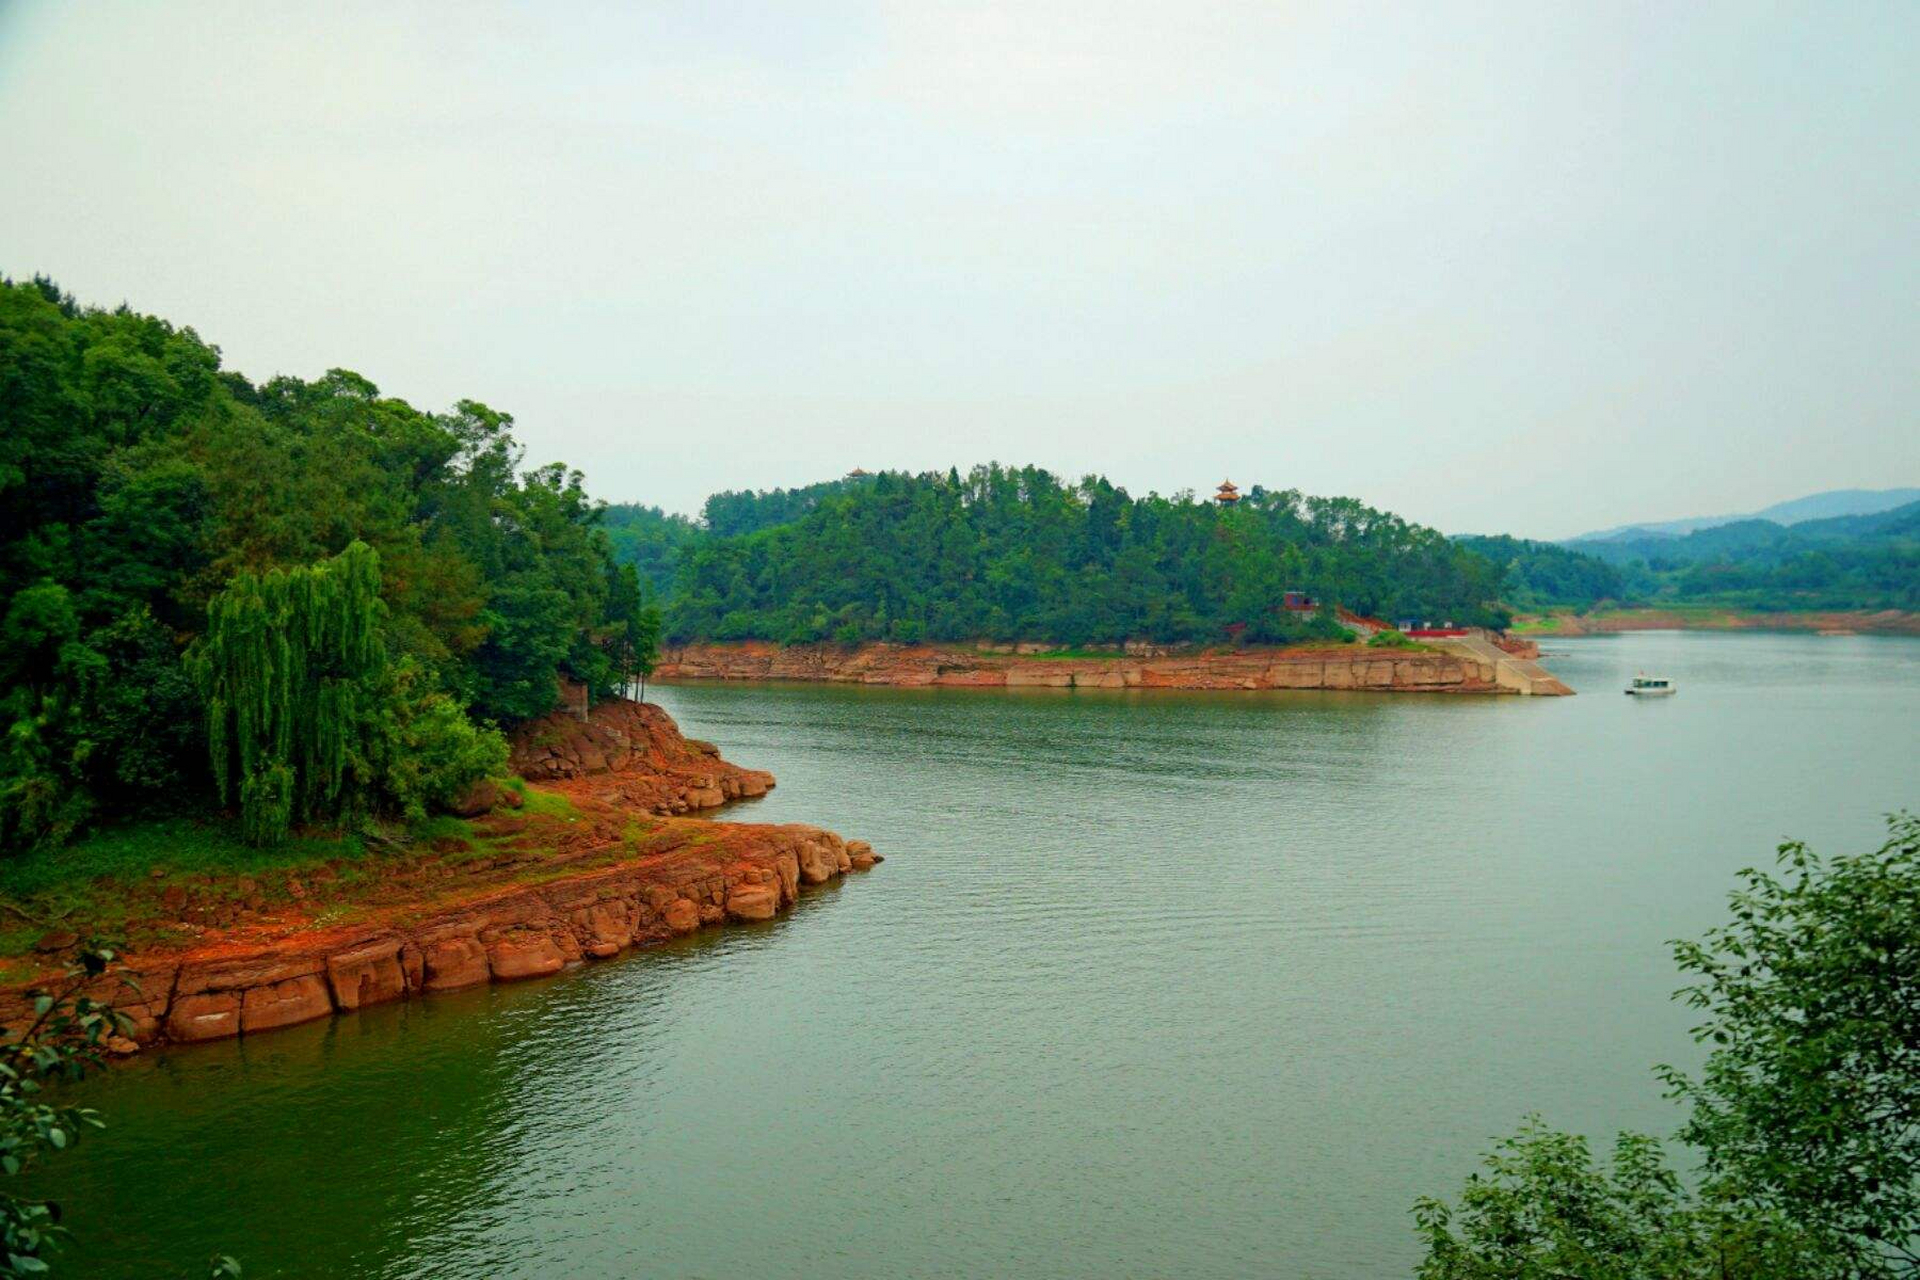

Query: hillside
[0,279,657,852]
[1466,499,1920,615]
[1570,486,1920,542]
[659,467,1509,647]
[1450,535,1625,610]
[1573,501,1919,566]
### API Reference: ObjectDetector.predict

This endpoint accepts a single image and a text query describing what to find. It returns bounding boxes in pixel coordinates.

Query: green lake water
[37,633,1920,1277]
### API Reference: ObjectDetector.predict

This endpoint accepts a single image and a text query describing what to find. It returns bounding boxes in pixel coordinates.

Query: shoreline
[0,699,879,1050]
[654,638,1573,696]
[1516,607,1920,637]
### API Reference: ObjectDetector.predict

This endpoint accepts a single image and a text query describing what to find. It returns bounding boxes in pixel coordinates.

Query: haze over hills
[1458,494,1920,615]
[1568,487,1920,544]
[1564,499,1920,568]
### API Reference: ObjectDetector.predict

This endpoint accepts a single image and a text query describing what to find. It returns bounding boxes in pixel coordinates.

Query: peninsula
[0,279,1563,1058]
[0,695,876,1048]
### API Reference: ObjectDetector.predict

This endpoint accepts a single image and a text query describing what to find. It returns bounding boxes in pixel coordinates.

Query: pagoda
[1214,478,1241,505]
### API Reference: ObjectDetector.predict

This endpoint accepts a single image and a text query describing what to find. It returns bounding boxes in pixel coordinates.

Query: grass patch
[0,816,375,954]
[0,785,595,959]
[1366,629,1421,649]
[0,816,366,903]
[518,787,581,821]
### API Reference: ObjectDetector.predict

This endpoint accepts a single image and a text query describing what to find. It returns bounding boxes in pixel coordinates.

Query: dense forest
[1450,535,1626,610]
[601,502,702,594]
[603,476,877,591]
[0,279,656,850]
[700,474,879,539]
[615,480,1920,633]
[660,467,1509,646]
[14,279,1905,853]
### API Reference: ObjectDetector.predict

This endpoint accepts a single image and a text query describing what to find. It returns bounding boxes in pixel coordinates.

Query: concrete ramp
[1432,634,1574,696]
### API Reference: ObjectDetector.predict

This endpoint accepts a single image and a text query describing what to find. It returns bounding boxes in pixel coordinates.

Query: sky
[1,2,1914,539]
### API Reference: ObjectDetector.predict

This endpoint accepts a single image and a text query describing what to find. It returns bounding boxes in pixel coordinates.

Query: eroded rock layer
[0,700,877,1049]
[655,641,1522,693]
[71,821,878,1047]
[509,696,775,812]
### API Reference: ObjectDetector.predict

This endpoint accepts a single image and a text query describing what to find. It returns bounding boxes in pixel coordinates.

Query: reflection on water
[39,633,1920,1277]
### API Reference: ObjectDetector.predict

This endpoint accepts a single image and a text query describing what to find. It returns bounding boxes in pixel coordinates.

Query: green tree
[599,563,660,702]
[0,948,242,1278]
[1660,813,1920,1273]
[0,949,121,1277]
[194,542,386,845]
[367,658,508,822]
[665,465,1511,648]
[1418,815,1920,1277]
[1414,1120,1836,1279]
[0,279,648,851]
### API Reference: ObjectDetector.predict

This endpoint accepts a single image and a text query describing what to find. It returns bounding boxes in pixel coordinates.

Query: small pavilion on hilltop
[1214,479,1241,505]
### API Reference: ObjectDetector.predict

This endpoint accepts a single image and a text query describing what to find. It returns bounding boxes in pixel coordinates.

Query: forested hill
[1,279,654,850]
[1449,502,1920,614]
[701,474,879,538]
[1561,501,1920,611]
[658,466,1508,646]
[1569,500,1920,567]
[1450,535,1625,610]
[602,475,878,592]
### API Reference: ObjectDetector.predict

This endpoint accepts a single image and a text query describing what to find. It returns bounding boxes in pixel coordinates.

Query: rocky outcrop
[653,640,1560,694]
[0,700,877,1050]
[2,820,878,1049]
[508,695,775,814]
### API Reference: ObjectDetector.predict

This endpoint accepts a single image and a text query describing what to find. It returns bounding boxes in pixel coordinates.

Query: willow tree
[195,541,385,844]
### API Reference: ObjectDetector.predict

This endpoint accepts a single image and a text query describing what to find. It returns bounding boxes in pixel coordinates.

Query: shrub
[370,660,509,821]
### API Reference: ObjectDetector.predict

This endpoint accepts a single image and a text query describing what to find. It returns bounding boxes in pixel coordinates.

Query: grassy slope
[0,782,592,975]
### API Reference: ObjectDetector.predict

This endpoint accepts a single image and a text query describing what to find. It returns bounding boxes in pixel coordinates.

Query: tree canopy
[0,278,654,849]
[1419,814,1920,1278]
[664,465,1509,647]
[1534,504,1920,613]
[1452,534,1627,610]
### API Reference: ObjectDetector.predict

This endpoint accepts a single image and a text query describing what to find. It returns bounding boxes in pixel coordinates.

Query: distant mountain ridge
[1569,487,1920,544]
[1456,492,1920,614]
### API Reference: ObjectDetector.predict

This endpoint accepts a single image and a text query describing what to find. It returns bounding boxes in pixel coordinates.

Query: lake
[38,632,1920,1277]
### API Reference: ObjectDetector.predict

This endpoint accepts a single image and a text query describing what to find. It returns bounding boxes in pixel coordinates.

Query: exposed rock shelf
[655,640,1571,695]
[509,695,777,812]
[86,821,874,1047]
[0,699,878,1049]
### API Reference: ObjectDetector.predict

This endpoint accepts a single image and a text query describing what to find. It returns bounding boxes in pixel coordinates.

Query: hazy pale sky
[2,2,1914,538]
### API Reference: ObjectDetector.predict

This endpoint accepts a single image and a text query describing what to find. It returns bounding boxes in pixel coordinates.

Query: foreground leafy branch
[1418,814,1920,1278]
[0,948,239,1278]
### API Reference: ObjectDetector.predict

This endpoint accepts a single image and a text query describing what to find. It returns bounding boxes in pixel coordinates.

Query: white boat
[1625,674,1676,697]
